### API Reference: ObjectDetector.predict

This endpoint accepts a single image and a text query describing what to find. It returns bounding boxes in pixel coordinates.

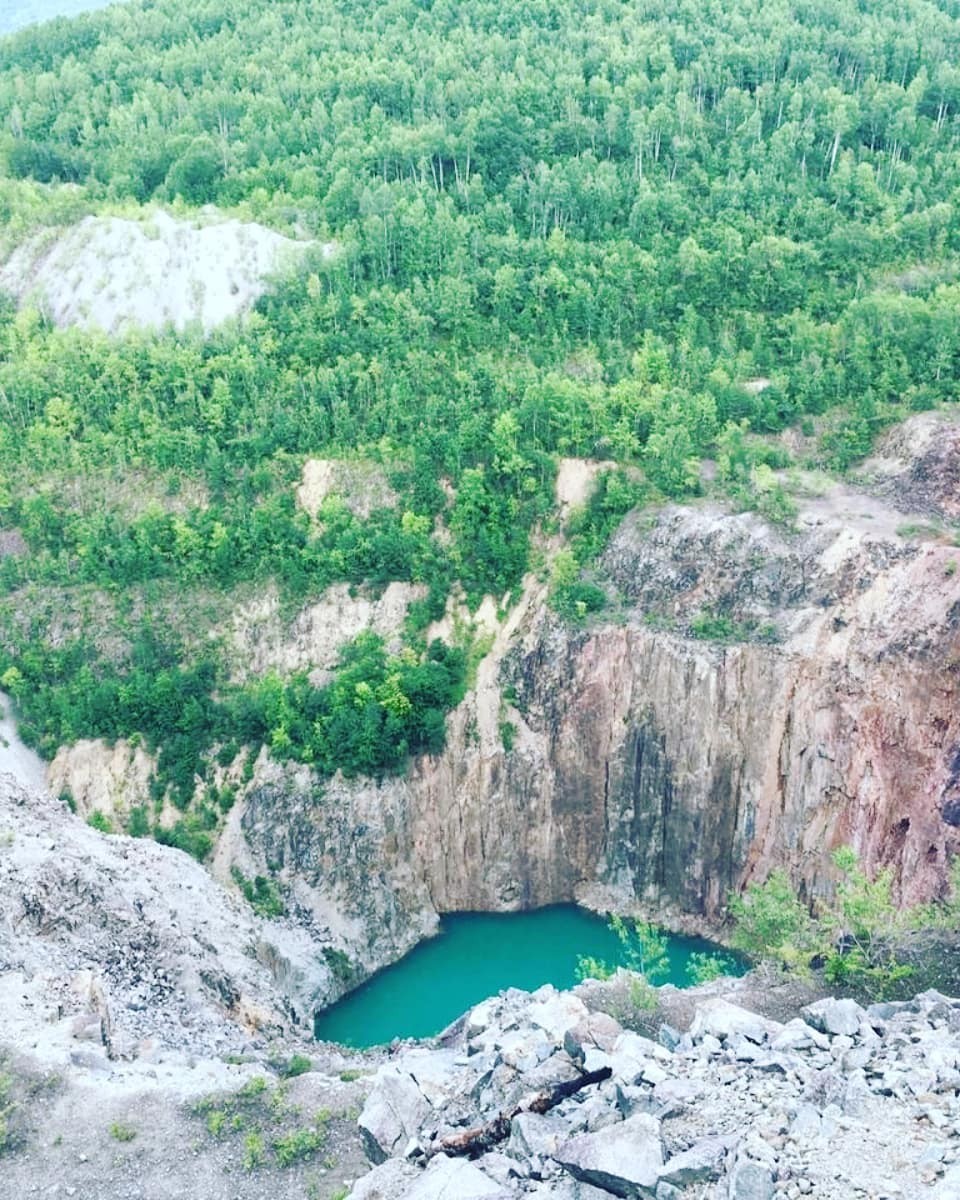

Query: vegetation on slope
[0,0,959,849]
[730,847,960,999]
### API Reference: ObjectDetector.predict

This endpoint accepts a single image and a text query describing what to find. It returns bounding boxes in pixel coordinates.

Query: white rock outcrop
[0,209,328,334]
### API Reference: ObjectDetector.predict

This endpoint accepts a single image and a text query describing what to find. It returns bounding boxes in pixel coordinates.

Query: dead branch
[423,1065,612,1160]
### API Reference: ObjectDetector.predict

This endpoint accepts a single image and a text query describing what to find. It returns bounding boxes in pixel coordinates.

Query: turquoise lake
[314,905,737,1047]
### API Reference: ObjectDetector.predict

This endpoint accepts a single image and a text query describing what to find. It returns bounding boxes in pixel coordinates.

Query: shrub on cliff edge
[729,848,960,1000]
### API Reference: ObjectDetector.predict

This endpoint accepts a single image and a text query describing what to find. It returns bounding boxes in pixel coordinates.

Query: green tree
[577,915,670,1011]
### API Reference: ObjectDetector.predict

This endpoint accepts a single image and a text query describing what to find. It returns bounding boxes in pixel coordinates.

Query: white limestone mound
[0,208,329,335]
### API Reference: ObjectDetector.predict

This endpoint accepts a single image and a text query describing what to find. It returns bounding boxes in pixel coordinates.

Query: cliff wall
[231,415,960,978]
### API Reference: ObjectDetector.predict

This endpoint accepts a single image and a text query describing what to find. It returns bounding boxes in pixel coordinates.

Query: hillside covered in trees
[0,0,958,853]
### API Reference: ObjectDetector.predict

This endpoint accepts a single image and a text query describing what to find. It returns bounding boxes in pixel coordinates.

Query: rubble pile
[351,985,960,1200]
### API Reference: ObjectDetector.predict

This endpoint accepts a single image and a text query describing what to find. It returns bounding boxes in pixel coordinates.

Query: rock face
[3,765,960,1200]
[359,1066,434,1164]
[346,982,960,1200]
[16,417,960,994]
[231,416,960,980]
[502,481,959,922]
[857,410,960,523]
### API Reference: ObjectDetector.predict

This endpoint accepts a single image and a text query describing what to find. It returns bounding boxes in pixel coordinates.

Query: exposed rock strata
[858,411,960,522]
[26,418,960,991]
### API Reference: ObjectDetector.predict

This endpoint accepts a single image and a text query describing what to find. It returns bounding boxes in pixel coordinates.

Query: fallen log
[423,1065,612,1160]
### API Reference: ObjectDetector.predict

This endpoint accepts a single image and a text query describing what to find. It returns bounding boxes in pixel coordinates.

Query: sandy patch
[46,737,155,819]
[296,458,397,519]
[554,457,617,518]
[229,580,425,683]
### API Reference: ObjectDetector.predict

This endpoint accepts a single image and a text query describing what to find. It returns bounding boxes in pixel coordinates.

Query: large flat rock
[554,1113,663,1199]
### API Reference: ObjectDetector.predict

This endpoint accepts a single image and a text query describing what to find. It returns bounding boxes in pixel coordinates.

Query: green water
[314,905,735,1047]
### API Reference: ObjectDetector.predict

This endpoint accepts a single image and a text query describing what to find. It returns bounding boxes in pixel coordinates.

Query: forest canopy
[0,0,958,850]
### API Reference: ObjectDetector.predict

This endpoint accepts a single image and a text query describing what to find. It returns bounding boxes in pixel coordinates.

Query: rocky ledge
[351,983,960,1200]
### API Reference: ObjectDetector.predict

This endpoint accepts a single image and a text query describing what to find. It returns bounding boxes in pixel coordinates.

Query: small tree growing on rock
[577,915,670,1011]
[729,868,823,975]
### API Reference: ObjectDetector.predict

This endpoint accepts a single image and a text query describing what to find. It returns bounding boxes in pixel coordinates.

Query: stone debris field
[351,984,960,1200]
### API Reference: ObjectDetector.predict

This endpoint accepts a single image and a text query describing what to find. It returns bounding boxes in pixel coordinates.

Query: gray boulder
[467,997,502,1041]
[726,1159,776,1200]
[508,1111,570,1159]
[801,998,865,1038]
[554,1112,663,1198]
[358,1066,432,1164]
[615,1083,660,1119]
[607,1030,663,1085]
[564,1012,623,1061]
[523,1180,620,1200]
[652,1077,702,1116]
[770,1018,829,1053]
[658,1135,731,1186]
[689,999,779,1045]
[348,1158,421,1199]
[404,1155,508,1200]
[526,989,590,1041]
